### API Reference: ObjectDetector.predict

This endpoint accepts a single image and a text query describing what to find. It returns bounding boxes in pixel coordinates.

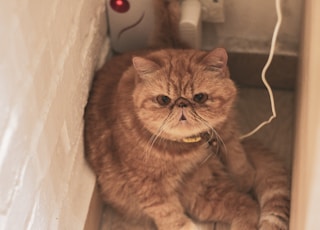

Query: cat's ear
[202,48,228,76]
[132,57,160,76]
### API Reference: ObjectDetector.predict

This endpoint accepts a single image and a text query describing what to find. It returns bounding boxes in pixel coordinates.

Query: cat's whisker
[190,111,215,137]
[211,127,227,153]
[190,111,227,156]
[144,131,163,160]
[145,121,166,152]
[144,113,174,157]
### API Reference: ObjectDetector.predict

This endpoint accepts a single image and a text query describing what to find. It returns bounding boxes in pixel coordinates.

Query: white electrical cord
[240,0,282,140]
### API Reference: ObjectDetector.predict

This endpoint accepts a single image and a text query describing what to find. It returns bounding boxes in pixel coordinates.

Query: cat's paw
[259,215,289,230]
[180,221,199,230]
[231,209,259,230]
[259,200,289,230]
[157,219,199,230]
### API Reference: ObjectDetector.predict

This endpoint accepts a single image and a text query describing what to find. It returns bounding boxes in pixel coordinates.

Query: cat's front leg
[181,158,259,230]
[142,197,199,230]
[192,188,259,230]
[243,140,291,230]
[185,185,259,230]
[157,220,199,230]
[223,138,256,192]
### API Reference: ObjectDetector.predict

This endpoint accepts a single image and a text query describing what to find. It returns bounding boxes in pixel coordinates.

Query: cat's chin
[166,128,199,139]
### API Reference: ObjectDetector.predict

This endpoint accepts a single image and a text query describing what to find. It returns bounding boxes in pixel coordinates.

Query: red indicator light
[110,0,130,13]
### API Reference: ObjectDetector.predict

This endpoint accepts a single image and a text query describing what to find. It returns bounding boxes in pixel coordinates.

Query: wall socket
[200,0,225,23]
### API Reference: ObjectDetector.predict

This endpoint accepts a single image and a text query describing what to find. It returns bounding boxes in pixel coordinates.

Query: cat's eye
[193,93,208,104]
[156,95,171,106]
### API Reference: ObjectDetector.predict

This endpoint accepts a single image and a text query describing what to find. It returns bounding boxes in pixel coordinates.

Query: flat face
[132,49,236,141]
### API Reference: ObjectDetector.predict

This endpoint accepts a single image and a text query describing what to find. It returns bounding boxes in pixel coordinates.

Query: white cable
[240,0,282,140]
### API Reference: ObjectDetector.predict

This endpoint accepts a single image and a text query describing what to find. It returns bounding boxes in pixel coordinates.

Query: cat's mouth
[179,113,187,121]
[170,109,212,142]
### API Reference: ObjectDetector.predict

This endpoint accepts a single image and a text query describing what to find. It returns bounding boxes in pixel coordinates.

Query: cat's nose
[175,97,190,108]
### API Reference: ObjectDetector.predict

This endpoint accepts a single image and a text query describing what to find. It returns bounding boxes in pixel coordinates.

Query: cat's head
[132,48,236,143]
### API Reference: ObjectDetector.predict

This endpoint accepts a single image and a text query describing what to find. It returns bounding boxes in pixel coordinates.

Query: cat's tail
[243,140,291,230]
[149,0,189,49]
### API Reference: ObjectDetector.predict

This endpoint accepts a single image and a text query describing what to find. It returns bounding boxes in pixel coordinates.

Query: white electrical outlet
[200,0,225,23]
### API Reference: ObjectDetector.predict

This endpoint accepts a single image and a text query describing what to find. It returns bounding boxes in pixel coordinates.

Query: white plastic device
[106,0,202,52]
[106,0,155,53]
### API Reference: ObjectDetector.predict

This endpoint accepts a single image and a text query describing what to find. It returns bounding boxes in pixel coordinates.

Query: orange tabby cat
[84,1,290,229]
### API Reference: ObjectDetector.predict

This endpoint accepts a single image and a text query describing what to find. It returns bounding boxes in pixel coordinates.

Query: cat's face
[132,48,236,142]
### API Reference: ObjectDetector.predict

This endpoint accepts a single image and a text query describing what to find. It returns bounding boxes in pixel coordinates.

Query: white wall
[0,0,106,229]
[203,0,303,55]
[290,0,320,229]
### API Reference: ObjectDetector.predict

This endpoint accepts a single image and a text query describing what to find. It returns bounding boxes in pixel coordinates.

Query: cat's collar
[181,136,202,143]
[180,132,214,144]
